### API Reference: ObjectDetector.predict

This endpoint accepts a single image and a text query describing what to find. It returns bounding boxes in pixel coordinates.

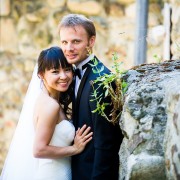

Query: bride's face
[42,66,73,93]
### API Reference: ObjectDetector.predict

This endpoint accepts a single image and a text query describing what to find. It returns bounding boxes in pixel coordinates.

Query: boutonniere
[89,53,128,124]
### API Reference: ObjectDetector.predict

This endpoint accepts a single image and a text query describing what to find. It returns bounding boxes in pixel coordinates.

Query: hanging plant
[90,53,128,124]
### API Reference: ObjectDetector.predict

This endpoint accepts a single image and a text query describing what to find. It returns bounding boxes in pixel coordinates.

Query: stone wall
[0,0,180,175]
[119,60,180,180]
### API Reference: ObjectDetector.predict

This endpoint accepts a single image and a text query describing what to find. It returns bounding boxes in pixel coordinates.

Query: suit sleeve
[89,81,123,180]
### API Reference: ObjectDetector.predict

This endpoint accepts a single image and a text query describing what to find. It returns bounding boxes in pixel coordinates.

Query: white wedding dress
[1,66,75,180]
[1,120,75,180]
[34,120,75,180]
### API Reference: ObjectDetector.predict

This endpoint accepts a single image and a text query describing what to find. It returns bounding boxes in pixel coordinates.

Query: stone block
[67,0,102,15]
[0,18,18,53]
[0,0,10,16]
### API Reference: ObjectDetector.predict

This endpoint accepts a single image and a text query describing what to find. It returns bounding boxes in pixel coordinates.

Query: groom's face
[60,25,95,66]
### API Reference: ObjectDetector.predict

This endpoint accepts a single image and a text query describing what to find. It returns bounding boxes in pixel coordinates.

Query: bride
[0,46,93,180]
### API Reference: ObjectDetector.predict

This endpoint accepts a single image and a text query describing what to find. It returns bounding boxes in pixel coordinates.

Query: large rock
[116,0,134,5]
[171,5,180,60]
[67,0,102,15]
[47,0,66,8]
[164,78,180,179]
[0,18,19,53]
[0,0,10,16]
[108,2,124,17]
[119,60,180,180]
[125,3,136,19]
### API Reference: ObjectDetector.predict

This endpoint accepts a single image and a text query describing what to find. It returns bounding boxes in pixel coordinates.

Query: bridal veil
[1,65,41,180]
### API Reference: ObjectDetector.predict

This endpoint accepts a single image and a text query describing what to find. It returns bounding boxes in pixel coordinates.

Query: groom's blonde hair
[58,14,96,39]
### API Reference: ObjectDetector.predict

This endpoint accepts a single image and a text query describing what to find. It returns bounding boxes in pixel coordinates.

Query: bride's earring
[40,79,44,89]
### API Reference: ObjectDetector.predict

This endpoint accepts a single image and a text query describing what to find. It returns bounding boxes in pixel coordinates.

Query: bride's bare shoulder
[35,92,60,113]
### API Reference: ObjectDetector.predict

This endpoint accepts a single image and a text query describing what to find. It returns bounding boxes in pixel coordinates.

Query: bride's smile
[41,67,73,94]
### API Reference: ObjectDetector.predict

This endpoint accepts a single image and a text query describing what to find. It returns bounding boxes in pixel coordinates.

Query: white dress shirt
[75,54,94,97]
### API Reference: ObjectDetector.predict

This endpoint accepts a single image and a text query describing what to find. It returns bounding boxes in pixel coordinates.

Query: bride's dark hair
[37,46,73,117]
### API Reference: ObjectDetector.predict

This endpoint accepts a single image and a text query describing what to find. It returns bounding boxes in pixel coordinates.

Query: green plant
[90,53,128,124]
[153,54,162,63]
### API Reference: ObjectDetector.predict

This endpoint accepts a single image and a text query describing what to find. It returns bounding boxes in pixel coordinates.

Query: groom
[58,14,123,180]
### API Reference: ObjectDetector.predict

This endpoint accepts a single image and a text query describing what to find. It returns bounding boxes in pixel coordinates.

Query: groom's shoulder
[96,58,111,75]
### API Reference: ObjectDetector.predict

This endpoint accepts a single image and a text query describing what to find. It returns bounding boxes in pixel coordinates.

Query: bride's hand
[73,125,93,154]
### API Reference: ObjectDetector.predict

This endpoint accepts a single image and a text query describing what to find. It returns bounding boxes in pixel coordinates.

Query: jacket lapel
[75,57,99,107]
[72,78,76,121]
[73,57,99,124]
[75,65,91,115]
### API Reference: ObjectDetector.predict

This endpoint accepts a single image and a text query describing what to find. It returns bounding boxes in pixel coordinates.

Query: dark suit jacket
[72,57,123,180]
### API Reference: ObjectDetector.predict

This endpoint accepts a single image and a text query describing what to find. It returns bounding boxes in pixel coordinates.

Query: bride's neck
[42,85,60,103]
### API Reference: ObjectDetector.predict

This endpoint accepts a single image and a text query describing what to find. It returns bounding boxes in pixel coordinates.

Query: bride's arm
[33,99,92,159]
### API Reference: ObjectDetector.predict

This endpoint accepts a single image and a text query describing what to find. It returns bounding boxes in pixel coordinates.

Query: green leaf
[90,99,96,102]
[92,109,98,113]
[94,58,98,65]
[89,52,128,124]
[92,68,99,74]
[99,66,104,72]
[122,81,128,88]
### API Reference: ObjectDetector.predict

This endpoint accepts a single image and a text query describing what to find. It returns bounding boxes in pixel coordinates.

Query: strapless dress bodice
[35,120,75,180]
[50,120,75,146]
